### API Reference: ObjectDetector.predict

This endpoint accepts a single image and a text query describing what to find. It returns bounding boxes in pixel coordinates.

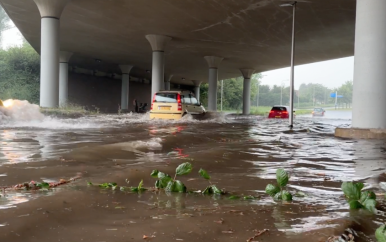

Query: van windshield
[154,93,177,103]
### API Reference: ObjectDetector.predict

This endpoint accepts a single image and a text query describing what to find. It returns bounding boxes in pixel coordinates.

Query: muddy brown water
[0,112,385,242]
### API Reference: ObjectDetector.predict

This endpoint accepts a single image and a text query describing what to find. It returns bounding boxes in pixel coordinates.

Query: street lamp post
[280,1,297,129]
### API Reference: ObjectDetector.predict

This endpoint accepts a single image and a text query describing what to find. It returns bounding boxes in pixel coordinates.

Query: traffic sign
[330,93,343,98]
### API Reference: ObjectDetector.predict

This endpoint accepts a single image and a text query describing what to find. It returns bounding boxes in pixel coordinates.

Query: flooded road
[0,107,385,242]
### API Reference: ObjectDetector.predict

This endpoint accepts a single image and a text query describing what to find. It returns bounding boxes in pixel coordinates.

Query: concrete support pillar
[145,35,172,102]
[165,74,173,90]
[59,51,73,107]
[204,56,223,111]
[352,0,386,129]
[240,69,255,115]
[119,65,134,110]
[192,80,202,102]
[34,0,70,108]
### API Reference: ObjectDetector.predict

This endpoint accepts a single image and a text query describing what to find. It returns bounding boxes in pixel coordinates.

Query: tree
[338,80,353,108]
[0,42,40,103]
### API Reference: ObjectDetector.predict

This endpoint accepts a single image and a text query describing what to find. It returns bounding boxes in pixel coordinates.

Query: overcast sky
[260,56,354,90]
[3,22,354,90]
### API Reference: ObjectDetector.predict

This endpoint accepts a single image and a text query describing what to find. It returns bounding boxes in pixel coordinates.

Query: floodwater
[0,102,385,242]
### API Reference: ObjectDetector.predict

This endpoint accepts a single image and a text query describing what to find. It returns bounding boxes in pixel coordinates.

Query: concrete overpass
[1,0,385,133]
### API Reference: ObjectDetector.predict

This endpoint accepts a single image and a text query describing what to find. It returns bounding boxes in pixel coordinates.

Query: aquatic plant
[265,168,292,201]
[88,180,147,193]
[341,181,376,213]
[151,162,192,193]
[376,224,386,242]
[198,168,222,194]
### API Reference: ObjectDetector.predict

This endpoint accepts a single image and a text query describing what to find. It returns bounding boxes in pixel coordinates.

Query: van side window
[183,95,191,104]
[190,95,198,105]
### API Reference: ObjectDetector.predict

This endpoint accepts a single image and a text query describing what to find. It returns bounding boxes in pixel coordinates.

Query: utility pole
[335,90,338,110]
[297,90,300,108]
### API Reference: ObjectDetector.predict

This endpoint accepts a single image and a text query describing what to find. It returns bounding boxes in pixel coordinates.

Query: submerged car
[312,107,325,117]
[149,90,205,120]
[268,105,296,119]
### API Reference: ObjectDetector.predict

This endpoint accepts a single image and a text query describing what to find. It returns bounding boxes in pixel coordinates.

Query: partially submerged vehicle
[150,90,205,120]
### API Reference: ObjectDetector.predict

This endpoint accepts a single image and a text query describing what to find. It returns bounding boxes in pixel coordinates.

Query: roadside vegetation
[200,74,353,113]
[40,103,100,117]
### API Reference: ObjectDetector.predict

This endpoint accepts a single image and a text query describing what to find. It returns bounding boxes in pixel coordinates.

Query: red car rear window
[271,107,287,111]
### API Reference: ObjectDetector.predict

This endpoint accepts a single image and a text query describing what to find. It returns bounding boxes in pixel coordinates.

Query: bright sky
[2,21,354,90]
[2,22,23,49]
[260,56,354,90]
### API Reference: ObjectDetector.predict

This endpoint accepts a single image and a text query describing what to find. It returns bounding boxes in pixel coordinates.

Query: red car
[268,106,295,119]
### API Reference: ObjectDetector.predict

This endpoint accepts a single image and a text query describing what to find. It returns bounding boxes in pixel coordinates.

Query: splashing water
[0,99,44,122]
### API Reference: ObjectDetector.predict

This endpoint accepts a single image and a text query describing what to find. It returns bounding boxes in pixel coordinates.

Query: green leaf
[176,162,193,176]
[99,182,117,189]
[362,198,377,213]
[131,187,139,192]
[273,192,282,201]
[348,200,363,209]
[155,180,161,189]
[37,182,50,189]
[228,195,240,200]
[375,225,386,242]
[211,185,222,194]
[138,180,143,190]
[150,170,159,178]
[175,180,186,193]
[198,168,211,180]
[243,195,258,200]
[203,185,222,195]
[87,182,93,186]
[165,180,186,193]
[360,190,376,204]
[276,168,289,188]
[341,182,362,201]
[158,172,172,188]
[265,184,280,197]
[281,190,292,201]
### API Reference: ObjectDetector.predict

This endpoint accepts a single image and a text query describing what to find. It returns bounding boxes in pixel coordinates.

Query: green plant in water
[88,180,147,193]
[341,181,376,213]
[198,168,222,195]
[376,224,386,242]
[121,180,147,193]
[150,162,193,193]
[265,168,292,201]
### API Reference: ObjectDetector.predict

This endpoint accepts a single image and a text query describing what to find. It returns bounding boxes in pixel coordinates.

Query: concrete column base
[335,128,386,139]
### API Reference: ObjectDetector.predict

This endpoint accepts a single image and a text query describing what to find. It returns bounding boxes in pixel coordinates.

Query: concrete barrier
[335,128,386,139]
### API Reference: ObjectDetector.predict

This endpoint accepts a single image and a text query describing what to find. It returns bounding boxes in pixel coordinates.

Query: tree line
[200,75,353,110]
